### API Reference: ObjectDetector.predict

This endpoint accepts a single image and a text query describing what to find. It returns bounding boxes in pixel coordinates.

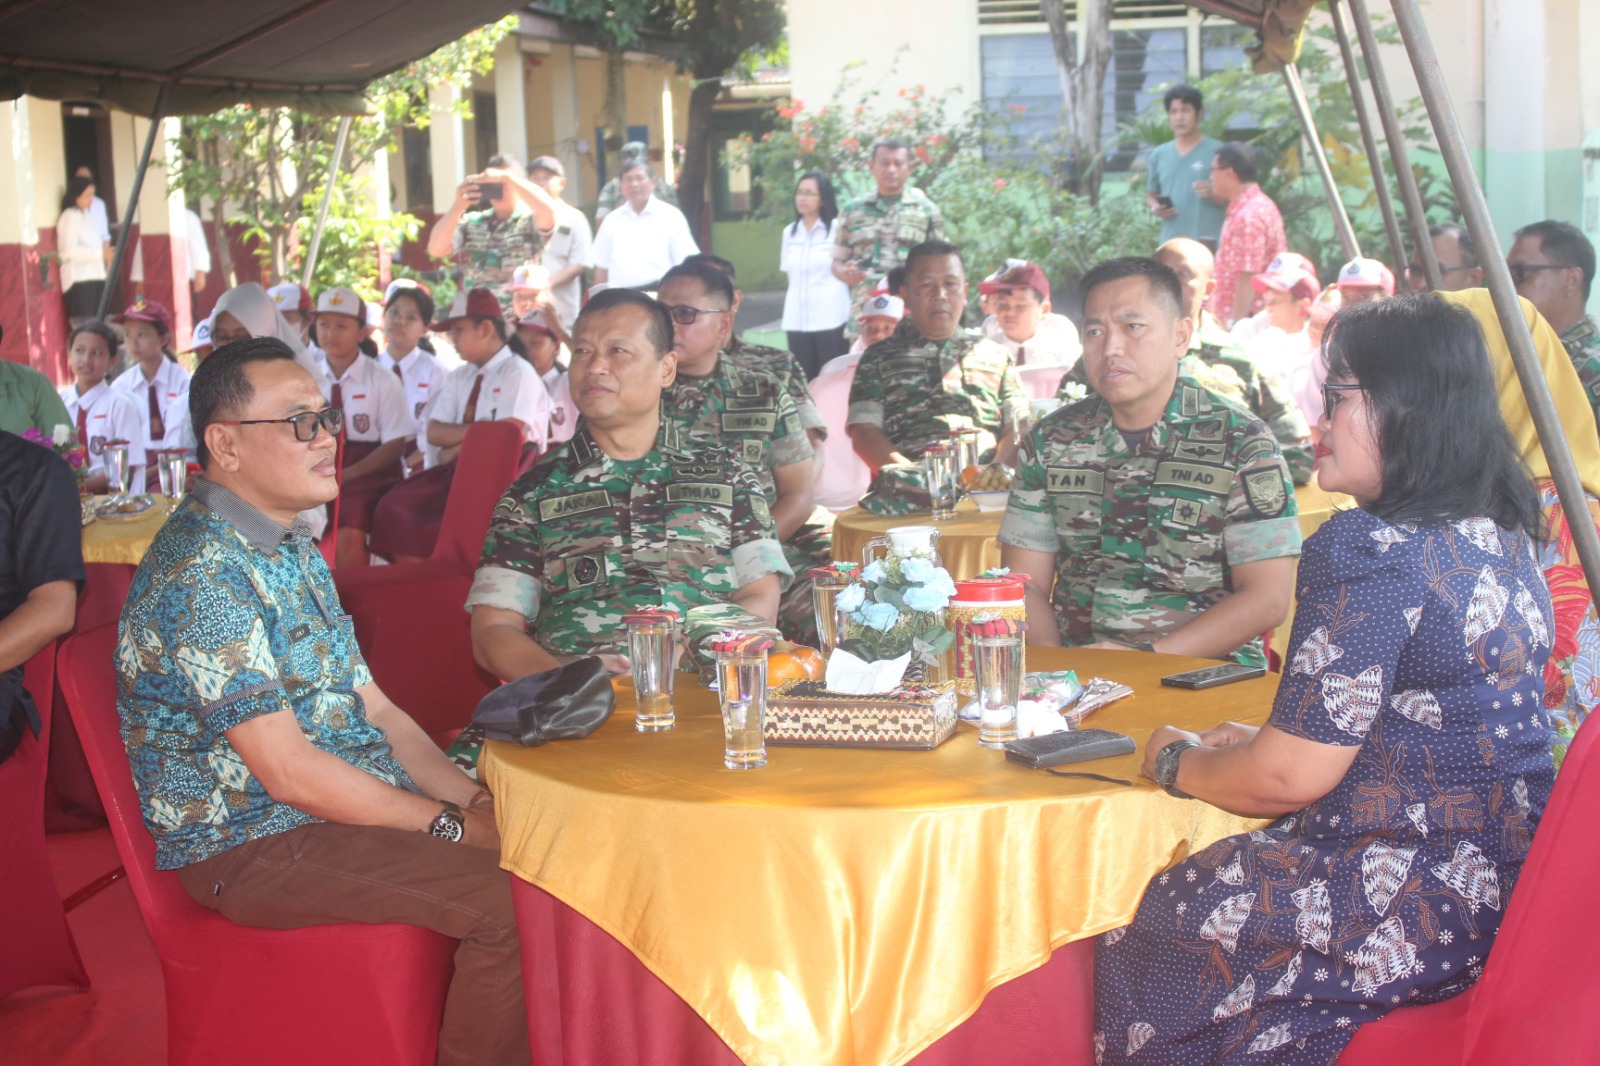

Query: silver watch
[1154,739,1200,798]
[428,801,465,843]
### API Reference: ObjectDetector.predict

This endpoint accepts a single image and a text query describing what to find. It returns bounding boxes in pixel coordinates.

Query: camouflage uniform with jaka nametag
[466,418,788,661]
[999,381,1302,668]
[662,355,833,645]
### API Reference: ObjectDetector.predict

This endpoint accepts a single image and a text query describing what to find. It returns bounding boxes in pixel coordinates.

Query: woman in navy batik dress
[1094,294,1558,1064]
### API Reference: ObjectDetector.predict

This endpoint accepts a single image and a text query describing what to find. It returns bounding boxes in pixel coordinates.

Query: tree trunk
[676,78,721,248]
[602,50,627,172]
[1041,0,1115,204]
[203,136,237,288]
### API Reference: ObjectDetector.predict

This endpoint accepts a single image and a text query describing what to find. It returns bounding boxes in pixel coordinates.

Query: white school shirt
[109,358,192,482]
[57,208,107,290]
[317,354,414,445]
[591,196,699,289]
[429,346,552,454]
[541,366,577,445]
[379,346,449,430]
[59,381,143,485]
[980,312,1082,369]
[539,201,594,329]
[780,218,851,332]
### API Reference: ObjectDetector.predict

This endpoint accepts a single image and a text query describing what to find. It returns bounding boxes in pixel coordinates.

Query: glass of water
[811,573,851,658]
[922,445,958,521]
[627,619,678,732]
[102,440,130,502]
[973,633,1023,749]
[716,650,768,769]
[158,450,189,503]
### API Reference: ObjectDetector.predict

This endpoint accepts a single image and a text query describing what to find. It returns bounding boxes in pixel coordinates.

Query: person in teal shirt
[0,335,71,437]
[1145,85,1226,247]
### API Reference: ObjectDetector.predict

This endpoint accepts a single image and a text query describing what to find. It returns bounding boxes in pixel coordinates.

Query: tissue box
[765,680,959,750]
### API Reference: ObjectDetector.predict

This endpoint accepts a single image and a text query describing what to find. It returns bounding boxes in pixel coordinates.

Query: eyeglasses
[214,408,344,442]
[664,305,731,326]
[1321,383,1362,417]
[1506,262,1571,285]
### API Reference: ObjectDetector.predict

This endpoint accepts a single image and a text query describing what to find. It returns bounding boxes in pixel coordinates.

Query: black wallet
[1003,728,1137,769]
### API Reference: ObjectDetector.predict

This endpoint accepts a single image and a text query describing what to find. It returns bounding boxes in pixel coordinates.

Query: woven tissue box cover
[765,680,958,750]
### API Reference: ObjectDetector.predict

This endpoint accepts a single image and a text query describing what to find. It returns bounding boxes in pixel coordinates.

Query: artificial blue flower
[903,584,949,613]
[860,601,900,631]
[861,560,888,583]
[927,568,957,599]
[836,583,866,613]
[900,557,936,583]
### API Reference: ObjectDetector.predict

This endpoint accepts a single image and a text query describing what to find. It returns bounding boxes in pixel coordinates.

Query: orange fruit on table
[767,652,810,687]
[791,646,825,680]
[960,464,982,488]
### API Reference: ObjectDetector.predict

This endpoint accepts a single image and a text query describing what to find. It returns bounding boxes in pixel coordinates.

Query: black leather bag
[471,657,616,747]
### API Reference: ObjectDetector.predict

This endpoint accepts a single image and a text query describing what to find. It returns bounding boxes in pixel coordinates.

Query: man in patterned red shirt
[1205,142,1285,328]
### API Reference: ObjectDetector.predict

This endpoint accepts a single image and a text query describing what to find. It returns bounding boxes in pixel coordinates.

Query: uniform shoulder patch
[1242,469,1288,518]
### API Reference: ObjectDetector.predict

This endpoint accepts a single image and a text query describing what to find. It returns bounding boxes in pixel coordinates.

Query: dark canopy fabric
[0,0,527,116]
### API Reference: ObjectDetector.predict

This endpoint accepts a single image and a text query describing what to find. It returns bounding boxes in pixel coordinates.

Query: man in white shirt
[978,260,1081,368]
[527,156,593,329]
[370,288,551,563]
[590,163,699,291]
[314,287,415,566]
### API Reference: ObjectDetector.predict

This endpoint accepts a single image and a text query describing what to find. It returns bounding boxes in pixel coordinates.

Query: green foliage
[171,17,515,289]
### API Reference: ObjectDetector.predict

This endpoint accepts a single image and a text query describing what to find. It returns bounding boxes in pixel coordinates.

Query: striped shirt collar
[189,477,314,558]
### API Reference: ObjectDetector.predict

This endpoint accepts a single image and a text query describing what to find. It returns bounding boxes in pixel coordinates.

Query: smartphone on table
[1159,663,1265,690]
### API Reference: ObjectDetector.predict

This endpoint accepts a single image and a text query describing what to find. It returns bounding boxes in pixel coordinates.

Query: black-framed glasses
[1321,383,1362,417]
[215,408,344,442]
[1506,262,1571,286]
[664,305,731,326]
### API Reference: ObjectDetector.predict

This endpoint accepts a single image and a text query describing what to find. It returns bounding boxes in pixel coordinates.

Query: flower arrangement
[836,553,958,668]
[21,424,90,484]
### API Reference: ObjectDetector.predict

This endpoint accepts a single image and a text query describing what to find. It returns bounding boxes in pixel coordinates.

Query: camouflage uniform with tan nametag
[998,381,1302,668]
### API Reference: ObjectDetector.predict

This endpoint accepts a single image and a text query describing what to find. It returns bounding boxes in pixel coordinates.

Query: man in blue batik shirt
[115,338,528,1066]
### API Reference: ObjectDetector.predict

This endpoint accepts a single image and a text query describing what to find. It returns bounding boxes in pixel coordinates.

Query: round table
[81,495,172,565]
[482,647,1276,1066]
[830,498,1004,578]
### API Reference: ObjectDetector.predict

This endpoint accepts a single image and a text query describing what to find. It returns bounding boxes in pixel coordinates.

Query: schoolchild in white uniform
[59,321,143,493]
[108,297,190,492]
[515,306,575,445]
[377,280,450,473]
[314,287,414,567]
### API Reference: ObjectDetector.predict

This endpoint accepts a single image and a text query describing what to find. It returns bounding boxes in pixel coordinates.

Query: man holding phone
[426,153,559,317]
[1145,85,1225,248]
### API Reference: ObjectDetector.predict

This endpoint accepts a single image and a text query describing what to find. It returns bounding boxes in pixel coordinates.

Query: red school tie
[146,382,165,470]
[76,402,88,448]
[392,361,404,381]
[461,374,484,423]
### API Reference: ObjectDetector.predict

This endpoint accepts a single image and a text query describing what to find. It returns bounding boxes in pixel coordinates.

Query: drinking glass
[716,650,768,769]
[102,441,130,502]
[627,619,678,731]
[973,633,1023,749]
[811,574,850,658]
[158,450,189,500]
[922,449,958,521]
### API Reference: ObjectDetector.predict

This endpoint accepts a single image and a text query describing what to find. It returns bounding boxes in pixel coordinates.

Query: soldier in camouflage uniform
[832,139,946,336]
[467,289,789,680]
[594,141,678,225]
[1507,222,1600,445]
[1003,257,1301,669]
[425,155,556,318]
[848,241,1029,486]
[657,262,833,644]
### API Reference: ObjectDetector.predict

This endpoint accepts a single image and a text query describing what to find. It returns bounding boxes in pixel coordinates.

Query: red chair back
[430,420,523,569]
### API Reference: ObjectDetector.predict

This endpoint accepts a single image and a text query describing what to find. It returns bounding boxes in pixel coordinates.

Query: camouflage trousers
[778,513,836,646]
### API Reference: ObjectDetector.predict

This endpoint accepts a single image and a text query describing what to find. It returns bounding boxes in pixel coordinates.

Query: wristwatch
[428,801,465,843]
[1153,739,1200,798]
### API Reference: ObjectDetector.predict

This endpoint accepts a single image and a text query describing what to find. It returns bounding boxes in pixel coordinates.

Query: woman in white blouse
[780,170,851,379]
[56,175,109,326]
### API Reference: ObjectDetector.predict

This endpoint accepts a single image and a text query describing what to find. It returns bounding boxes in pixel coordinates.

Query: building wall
[789,0,981,112]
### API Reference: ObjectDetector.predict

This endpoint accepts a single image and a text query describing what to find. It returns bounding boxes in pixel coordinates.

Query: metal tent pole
[1348,0,1440,287]
[1281,62,1361,261]
[1329,0,1408,277]
[300,114,354,289]
[96,82,170,320]
[1389,0,1600,600]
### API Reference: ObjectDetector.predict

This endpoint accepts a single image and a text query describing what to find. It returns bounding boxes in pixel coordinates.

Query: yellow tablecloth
[81,496,172,565]
[831,499,1003,578]
[483,647,1274,1066]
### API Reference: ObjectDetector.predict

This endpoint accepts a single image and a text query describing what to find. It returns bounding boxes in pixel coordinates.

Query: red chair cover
[335,421,523,742]
[1341,718,1600,1063]
[57,626,456,1066]
[0,640,89,999]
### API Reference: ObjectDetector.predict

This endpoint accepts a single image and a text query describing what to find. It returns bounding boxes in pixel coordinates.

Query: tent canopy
[0,0,527,116]
[1185,0,1321,71]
